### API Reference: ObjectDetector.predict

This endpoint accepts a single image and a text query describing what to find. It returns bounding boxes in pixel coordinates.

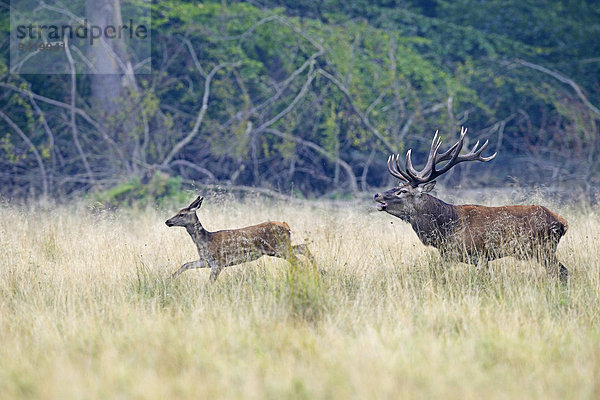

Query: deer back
[453,204,568,255]
[206,221,292,265]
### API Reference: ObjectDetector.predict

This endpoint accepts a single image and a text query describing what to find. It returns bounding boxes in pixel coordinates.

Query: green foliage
[1,0,598,197]
[282,261,327,325]
[91,172,185,209]
[129,262,173,308]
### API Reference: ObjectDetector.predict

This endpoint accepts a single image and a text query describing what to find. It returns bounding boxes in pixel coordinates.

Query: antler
[387,127,497,187]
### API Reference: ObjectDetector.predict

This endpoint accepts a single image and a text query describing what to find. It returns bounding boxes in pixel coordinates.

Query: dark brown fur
[166,196,313,281]
[374,186,568,280]
[455,204,567,258]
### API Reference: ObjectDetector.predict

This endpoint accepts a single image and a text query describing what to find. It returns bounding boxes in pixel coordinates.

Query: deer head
[165,196,203,227]
[374,127,496,219]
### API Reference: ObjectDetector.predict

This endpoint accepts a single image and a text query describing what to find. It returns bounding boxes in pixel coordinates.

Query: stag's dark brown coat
[374,127,569,280]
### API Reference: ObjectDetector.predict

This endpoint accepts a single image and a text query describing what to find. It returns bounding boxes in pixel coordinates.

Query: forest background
[1,0,599,202]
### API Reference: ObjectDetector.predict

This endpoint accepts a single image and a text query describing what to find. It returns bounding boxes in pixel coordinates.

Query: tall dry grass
[0,193,599,399]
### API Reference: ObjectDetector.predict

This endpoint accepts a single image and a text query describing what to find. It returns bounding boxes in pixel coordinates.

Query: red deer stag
[166,196,314,281]
[374,128,568,281]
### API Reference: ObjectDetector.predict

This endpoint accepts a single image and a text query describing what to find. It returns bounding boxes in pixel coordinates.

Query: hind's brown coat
[166,197,313,281]
[187,221,293,267]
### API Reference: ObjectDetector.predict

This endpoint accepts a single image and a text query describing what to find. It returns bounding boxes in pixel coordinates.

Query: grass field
[1,192,599,399]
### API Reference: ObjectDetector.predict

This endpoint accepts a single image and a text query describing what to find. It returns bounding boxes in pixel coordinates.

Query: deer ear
[421,181,436,194]
[188,196,204,210]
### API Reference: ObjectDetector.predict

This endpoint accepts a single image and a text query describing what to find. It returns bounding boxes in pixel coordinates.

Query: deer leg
[438,247,460,264]
[199,253,222,283]
[478,257,490,270]
[171,259,208,279]
[276,243,324,274]
[547,260,569,283]
[469,254,489,270]
[558,263,569,283]
[292,244,327,275]
[438,248,450,262]
[291,244,316,266]
[209,264,223,282]
[538,252,569,283]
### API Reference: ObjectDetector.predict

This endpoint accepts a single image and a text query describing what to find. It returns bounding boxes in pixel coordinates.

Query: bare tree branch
[26,91,57,165]
[169,160,216,181]
[183,38,207,78]
[514,59,600,118]
[70,45,98,73]
[316,68,396,153]
[65,37,95,184]
[203,12,326,135]
[253,62,316,135]
[361,147,376,191]
[0,109,48,197]
[0,82,125,164]
[160,61,241,167]
[38,1,130,78]
[264,128,358,192]
[222,47,324,130]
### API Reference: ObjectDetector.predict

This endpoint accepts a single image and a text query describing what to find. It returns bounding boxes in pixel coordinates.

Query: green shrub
[90,171,187,209]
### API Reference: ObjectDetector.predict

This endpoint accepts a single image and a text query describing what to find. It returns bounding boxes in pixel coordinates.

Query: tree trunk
[86,0,123,114]
[86,0,140,174]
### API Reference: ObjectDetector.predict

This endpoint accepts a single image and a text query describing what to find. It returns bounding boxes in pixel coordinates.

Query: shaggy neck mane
[409,194,458,246]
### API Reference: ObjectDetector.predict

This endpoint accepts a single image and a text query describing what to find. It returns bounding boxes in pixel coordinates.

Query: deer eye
[396,189,408,196]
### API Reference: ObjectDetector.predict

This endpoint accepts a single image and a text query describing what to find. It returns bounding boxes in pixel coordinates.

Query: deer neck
[409,194,458,246]
[185,221,210,250]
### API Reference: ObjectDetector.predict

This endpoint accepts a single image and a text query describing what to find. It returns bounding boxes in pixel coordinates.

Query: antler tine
[479,144,497,161]
[396,154,413,182]
[435,141,459,162]
[455,139,497,163]
[405,130,442,180]
[384,127,495,187]
[428,129,465,177]
[422,126,495,182]
[405,149,415,176]
[435,127,466,162]
[476,140,496,160]
[395,154,410,178]
[387,154,410,182]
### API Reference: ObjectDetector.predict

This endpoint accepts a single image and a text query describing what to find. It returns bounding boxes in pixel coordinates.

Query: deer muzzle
[373,193,387,211]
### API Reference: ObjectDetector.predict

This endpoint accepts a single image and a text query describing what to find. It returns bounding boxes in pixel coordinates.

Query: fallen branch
[181,181,305,203]
[169,160,216,181]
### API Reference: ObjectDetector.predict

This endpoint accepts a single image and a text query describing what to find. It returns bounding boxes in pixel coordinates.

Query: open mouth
[375,201,387,211]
